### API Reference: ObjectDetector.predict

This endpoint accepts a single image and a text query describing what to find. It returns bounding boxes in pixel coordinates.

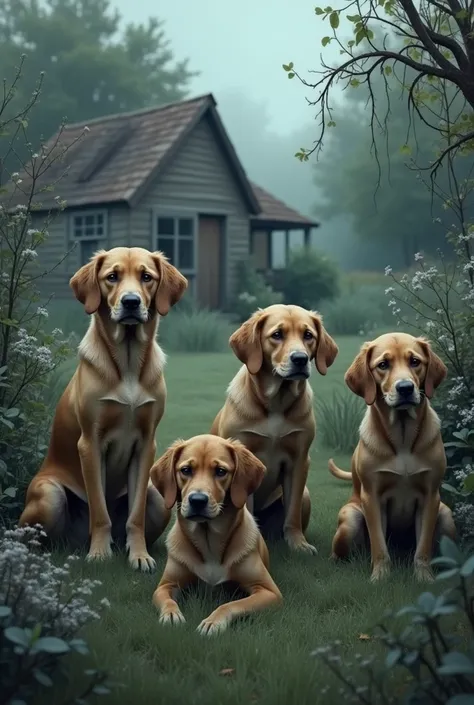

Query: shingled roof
[16,93,317,229]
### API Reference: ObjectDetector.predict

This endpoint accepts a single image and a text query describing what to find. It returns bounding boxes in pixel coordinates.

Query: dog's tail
[328,458,352,481]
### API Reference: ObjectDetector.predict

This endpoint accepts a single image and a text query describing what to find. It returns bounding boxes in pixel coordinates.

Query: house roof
[251,183,319,230]
[12,94,317,229]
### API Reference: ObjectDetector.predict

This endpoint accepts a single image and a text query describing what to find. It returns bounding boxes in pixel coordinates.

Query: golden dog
[211,304,338,554]
[329,332,456,582]
[19,247,187,571]
[151,434,282,635]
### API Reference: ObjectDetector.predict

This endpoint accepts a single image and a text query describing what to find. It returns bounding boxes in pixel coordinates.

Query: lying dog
[329,332,456,582]
[151,434,282,635]
[211,304,338,554]
[19,247,187,571]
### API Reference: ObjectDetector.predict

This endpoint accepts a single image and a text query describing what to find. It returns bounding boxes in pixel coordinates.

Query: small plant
[443,428,474,547]
[230,258,283,323]
[313,535,474,703]
[316,388,364,454]
[0,525,114,704]
[159,308,231,353]
[270,248,339,311]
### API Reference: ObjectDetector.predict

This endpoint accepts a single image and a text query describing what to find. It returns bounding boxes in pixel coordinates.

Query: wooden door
[197,217,222,309]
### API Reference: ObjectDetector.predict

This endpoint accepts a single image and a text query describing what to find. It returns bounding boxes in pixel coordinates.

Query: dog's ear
[416,338,447,399]
[229,310,268,375]
[69,250,106,314]
[227,439,266,509]
[150,439,186,510]
[345,342,377,405]
[310,312,339,375]
[152,252,188,316]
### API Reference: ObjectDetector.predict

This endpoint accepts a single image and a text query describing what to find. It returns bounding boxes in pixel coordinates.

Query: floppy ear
[310,313,339,375]
[149,439,185,510]
[417,338,447,399]
[345,342,377,405]
[227,439,266,510]
[229,310,268,375]
[152,252,188,316]
[69,251,106,314]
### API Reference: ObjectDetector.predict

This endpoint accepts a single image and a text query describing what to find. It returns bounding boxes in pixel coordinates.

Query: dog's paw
[159,609,186,626]
[86,543,113,563]
[370,559,391,583]
[128,551,156,573]
[197,614,230,637]
[414,562,434,583]
[284,531,318,555]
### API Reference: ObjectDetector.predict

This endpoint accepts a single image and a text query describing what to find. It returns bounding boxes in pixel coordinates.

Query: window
[70,210,107,266]
[156,215,196,287]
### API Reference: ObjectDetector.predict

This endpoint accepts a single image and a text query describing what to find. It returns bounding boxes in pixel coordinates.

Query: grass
[45,335,443,704]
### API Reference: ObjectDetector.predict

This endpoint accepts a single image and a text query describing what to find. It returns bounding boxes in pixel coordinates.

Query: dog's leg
[437,501,456,540]
[414,491,441,582]
[153,557,196,625]
[126,435,157,572]
[145,482,171,548]
[19,478,67,538]
[301,485,311,533]
[331,501,364,560]
[361,488,391,581]
[282,456,317,554]
[78,435,113,561]
[197,556,282,637]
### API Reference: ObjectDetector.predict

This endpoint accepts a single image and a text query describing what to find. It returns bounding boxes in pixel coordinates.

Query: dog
[329,332,456,582]
[150,434,282,635]
[19,247,187,572]
[211,304,338,554]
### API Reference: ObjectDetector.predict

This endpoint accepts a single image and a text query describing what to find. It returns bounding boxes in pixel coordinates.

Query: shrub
[321,290,391,337]
[270,248,339,310]
[159,307,231,353]
[313,536,474,703]
[0,525,114,704]
[230,258,283,323]
[316,388,364,454]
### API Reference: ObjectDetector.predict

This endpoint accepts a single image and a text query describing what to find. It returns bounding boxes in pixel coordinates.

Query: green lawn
[48,337,439,704]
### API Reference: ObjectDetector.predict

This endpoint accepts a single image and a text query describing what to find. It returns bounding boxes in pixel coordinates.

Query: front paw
[414,560,434,583]
[370,558,391,583]
[86,534,113,562]
[284,530,318,555]
[127,549,156,573]
[159,608,186,626]
[197,610,231,637]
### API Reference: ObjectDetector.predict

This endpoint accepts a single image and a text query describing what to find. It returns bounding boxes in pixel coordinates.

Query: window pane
[85,226,95,236]
[157,237,175,263]
[80,240,99,265]
[97,213,103,225]
[178,238,194,269]
[85,215,94,226]
[158,217,175,236]
[179,218,193,237]
[96,226,103,236]
[74,227,83,238]
[73,216,83,227]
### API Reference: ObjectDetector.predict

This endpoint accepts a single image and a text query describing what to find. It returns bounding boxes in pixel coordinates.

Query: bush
[159,307,231,353]
[0,525,114,704]
[321,290,391,337]
[270,248,339,310]
[230,258,283,323]
[316,388,364,453]
[313,536,474,704]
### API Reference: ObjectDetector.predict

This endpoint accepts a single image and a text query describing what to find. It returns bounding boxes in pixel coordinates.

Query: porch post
[267,230,272,269]
[285,230,290,265]
[304,227,311,250]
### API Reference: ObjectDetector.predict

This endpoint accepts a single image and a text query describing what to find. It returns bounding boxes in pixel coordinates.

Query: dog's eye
[141,272,152,283]
[215,467,227,478]
[377,360,389,370]
[180,466,192,476]
[303,330,313,341]
[410,356,421,368]
[106,272,118,283]
[271,330,283,340]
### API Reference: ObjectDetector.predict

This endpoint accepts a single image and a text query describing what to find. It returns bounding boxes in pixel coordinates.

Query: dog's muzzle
[285,351,310,380]
[182,491,213,522]
[393,379,419,407]
[114,293,147,325]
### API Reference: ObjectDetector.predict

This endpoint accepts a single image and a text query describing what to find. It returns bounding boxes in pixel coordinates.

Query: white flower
[21,248,38,259]
[36,307,48,318]
[384,287,395,295]
[384,266,392,276]
[414,252,423,261]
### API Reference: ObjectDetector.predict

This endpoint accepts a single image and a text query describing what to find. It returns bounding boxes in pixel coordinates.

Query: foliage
[0,525,113,705]
[0,0,196,161]
[270,248,339,311]
[442,428,474,546]
[321,278,394,336]
[313,535,474,704]
[159,307,231,353]
[316,388,364,454]
[230,258,283,323]
[0,59,79,526]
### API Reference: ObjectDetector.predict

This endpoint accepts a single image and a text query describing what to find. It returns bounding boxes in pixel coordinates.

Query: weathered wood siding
[131,114,251,303]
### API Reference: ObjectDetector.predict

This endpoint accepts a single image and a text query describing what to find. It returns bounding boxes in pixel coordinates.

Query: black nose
[188,492,209,511]
[290,351,309,368]
[396,380,415,396]
[121,293,141,311]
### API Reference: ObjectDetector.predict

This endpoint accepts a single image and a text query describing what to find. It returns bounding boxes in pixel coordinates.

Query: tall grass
[159,308,232,353]
[316,388,364,454]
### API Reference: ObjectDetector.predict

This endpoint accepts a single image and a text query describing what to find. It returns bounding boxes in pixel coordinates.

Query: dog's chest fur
[241,412,302,481]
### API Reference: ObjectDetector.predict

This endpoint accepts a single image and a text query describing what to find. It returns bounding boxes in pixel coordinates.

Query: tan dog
[19,247,187,572]
[151,434,282,635]
[211,304,338,555]
[329,332,456,582]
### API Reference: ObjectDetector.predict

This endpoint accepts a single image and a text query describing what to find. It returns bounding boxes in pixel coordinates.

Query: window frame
[68,209,108,270]
[153,210,198,290]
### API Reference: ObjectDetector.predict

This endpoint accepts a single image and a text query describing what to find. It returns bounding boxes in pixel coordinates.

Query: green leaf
[442,482,461,495]
[386,647,402,668]
[315,6,325,14]
[287,72,295,79]
[33,668,53,687]
[436,567,460,581]
[384,65,392,75]
[455,8,469,19]
[346,14,361,21]
[92,686,111,696]
[32,636,70,654]
[440,535,463,564]
[400,144,412,155]
[0,605,12,618]
[350,79,360,87]
[321,36,331,46]
[417,591,436,613]
[460,554,474,577]
[329,11,339,28]
[3,486,17,498]
[282,62,294,72]
[327,120,336,127]
[464,474,474,493]
[438,652,474,676]
[4,626,30,648]
[355,28,366,45]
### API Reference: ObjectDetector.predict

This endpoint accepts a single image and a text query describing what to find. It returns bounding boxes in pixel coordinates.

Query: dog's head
[345,332,447,407]
[69,247,188,323]
[229,304,338,379]
[150,434,266,520]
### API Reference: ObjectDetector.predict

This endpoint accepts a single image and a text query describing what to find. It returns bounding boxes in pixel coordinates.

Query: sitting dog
[329,332,456,582]
[19,247,187,571]
[211,304,338,554]
[151,434,282,635]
